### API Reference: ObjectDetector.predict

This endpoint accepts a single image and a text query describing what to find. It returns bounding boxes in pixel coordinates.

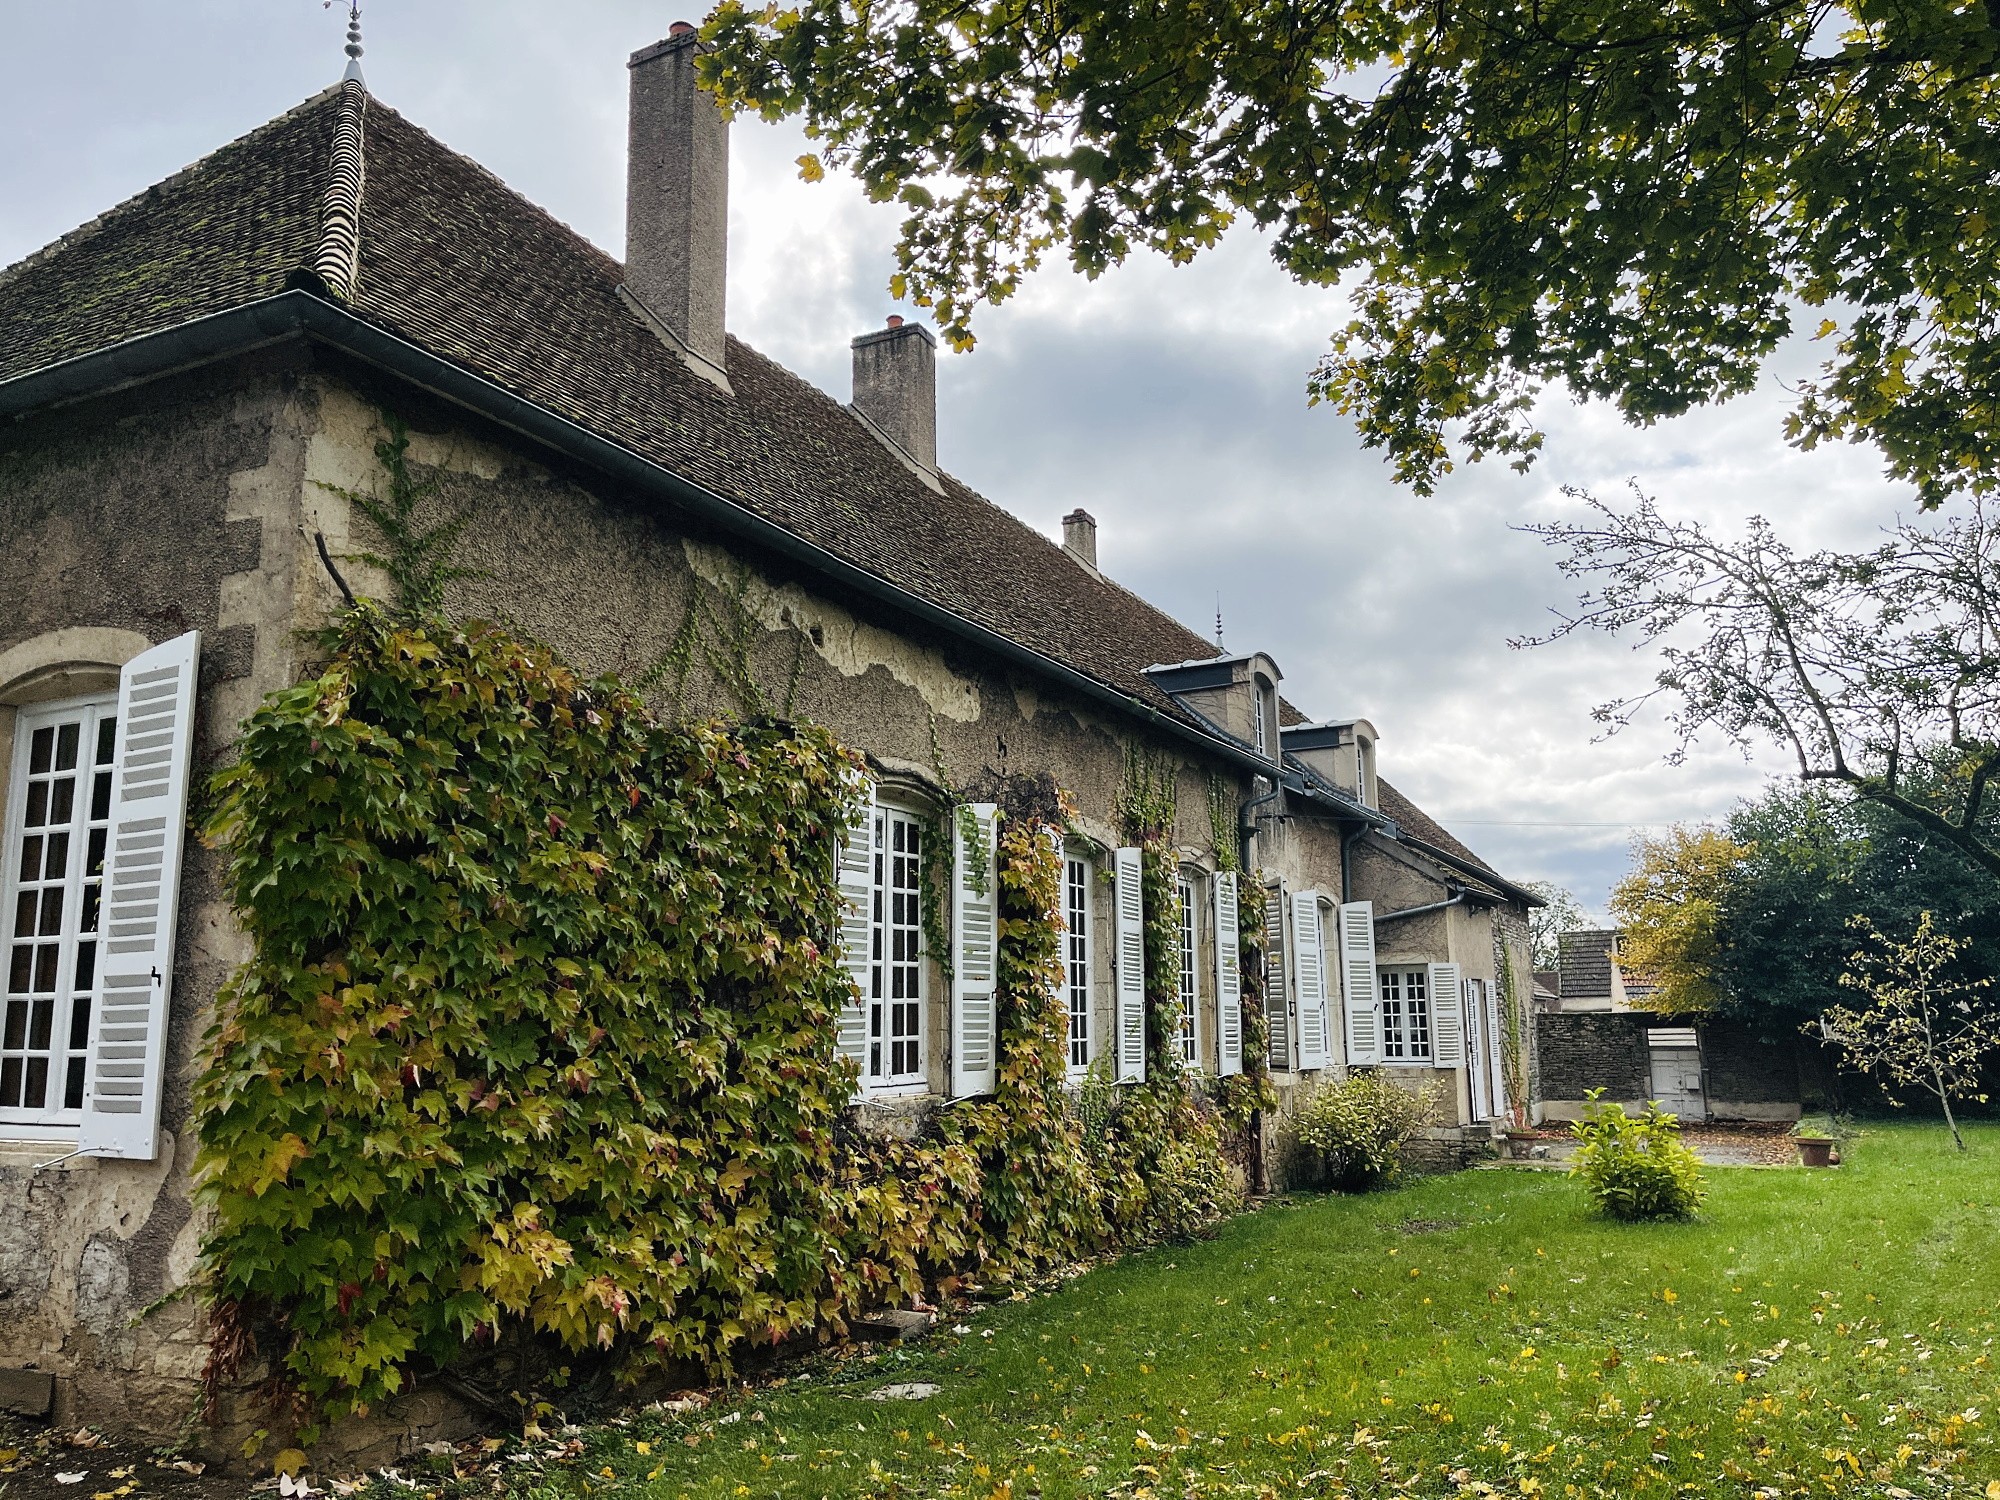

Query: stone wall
[0,352,318,1439]
[1536,1012,1649,1104]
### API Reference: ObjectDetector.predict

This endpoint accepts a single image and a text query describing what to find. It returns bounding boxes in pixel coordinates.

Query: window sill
[859,1083,932,1102]
[0,1132,84,1168]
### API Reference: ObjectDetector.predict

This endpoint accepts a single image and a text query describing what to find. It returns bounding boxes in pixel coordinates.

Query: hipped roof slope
[0,77,1535,899]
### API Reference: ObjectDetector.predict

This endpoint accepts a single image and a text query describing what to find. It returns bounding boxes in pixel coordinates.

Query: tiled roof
[0,87,1219,721]
[1376,778,1514,891]
[0,91,332,380]
[1558,929,1618,999]
[0,82,1533,896]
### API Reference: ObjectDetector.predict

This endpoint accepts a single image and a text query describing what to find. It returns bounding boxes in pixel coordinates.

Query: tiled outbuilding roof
[1558,929,1618,1000]
[0,79,1535,895]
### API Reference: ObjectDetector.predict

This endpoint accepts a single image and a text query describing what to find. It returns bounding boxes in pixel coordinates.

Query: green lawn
[461,1123,2000,1499]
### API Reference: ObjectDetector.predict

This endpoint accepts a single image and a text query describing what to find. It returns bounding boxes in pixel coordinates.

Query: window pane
[5,701,111,1124]
[21,1055,48,1109]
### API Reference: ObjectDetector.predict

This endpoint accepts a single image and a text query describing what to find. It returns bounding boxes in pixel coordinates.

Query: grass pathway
[450,1122,2000,1498]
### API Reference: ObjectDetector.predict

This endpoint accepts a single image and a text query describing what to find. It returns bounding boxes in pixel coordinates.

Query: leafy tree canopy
[1714,773,2000,1026]
[1525,494,2000,879]
[703,0,2000,502]
[1610,825,1747,1014]
[1525,879,1593,970]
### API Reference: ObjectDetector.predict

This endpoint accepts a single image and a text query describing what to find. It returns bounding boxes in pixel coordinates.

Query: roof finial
[1215,593,1225,649]
[337,2,364,84]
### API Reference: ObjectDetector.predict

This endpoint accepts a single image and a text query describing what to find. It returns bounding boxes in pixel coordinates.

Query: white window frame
[1,693,118,1137]
[1252,680,1270,758]
[1063,852,1093,1078]
[864,802,929,1093]
[1177,873,1201,1068]
[1378,965,1433,1064]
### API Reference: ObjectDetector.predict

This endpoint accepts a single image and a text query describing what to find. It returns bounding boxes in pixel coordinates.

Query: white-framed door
[1646,1028,1706,1122]
[1465,978,1493,1121]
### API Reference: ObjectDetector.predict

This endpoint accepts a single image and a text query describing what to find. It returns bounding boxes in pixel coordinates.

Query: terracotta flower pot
[1797,1136,1835,1167]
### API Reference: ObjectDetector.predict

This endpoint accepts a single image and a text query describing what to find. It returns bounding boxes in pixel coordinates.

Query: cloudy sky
[3,3,1916,913]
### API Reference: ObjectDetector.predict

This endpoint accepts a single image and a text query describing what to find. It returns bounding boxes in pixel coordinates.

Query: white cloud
[1,1,1913,909]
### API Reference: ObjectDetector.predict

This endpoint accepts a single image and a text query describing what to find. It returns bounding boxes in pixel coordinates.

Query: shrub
[1292,1071,1441,1190]
[1568,1092,1707,1220]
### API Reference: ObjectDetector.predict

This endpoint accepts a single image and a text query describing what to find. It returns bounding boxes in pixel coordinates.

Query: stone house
[1534,929,1816,1122]
[0,32,1538,1439]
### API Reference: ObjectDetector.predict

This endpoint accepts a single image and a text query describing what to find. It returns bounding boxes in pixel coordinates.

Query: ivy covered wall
[194,597,1252,1435]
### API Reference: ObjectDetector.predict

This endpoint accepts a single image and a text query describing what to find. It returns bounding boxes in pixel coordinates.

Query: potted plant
[1795,1133,1836,1167]
[1502,1125,1540,1160]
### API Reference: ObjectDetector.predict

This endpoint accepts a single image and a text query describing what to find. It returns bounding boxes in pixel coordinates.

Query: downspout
[1373,889,1471,925]
[1237,773,1282,1197]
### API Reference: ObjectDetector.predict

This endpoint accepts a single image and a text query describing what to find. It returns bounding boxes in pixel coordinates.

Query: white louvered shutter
[833,774,876,1097]
[1113,846,1146,1084]
[1292,891,1329,1070]
[1213,872,1242,1077]
[1428,961,1466,1068]
[950,803,1000,1097]
[78,631,200,1160]
[1263,879,1290,1071]
[1337,901,1381,1065]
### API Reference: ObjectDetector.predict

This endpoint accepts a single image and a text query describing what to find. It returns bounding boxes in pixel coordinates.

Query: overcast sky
[2,3,1917,914]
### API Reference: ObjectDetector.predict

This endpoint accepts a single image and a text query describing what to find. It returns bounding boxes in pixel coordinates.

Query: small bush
[1292,1071,1441,1190]
[1568,1093,1707,1220]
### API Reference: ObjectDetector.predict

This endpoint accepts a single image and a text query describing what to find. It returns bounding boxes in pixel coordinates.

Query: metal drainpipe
[1237,774,1282,1197]
[1373,889,1471,925]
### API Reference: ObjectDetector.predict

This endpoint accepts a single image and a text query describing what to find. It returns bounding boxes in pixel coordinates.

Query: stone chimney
[850,316,939,486]
[624,25,730,389]
[1062,509,1098,571]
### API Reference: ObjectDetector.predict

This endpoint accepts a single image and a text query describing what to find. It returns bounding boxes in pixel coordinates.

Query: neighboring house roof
[1557,929,1618,999]
[1532,969,1560,1001]
[0,80,1537,900]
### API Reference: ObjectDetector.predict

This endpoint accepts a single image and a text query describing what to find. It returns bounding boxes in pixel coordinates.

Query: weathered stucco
[0,353,319,1437]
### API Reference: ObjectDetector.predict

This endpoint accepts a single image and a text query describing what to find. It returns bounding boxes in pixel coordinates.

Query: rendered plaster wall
[0,354,316,1439]
[305,374,1272,1106]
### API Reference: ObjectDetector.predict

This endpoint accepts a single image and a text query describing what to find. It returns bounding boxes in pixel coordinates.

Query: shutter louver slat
[1428,962,1466,1069]
[1338,901,1381,1066]
[833,774,876,1098]
[1114,847,1146,1084]
[1214,872,1241,1077]
[950,804,1000,1097]
[1263,879,1290,1071]
[78,631,200,1160]
[1292,892,1328,1070]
